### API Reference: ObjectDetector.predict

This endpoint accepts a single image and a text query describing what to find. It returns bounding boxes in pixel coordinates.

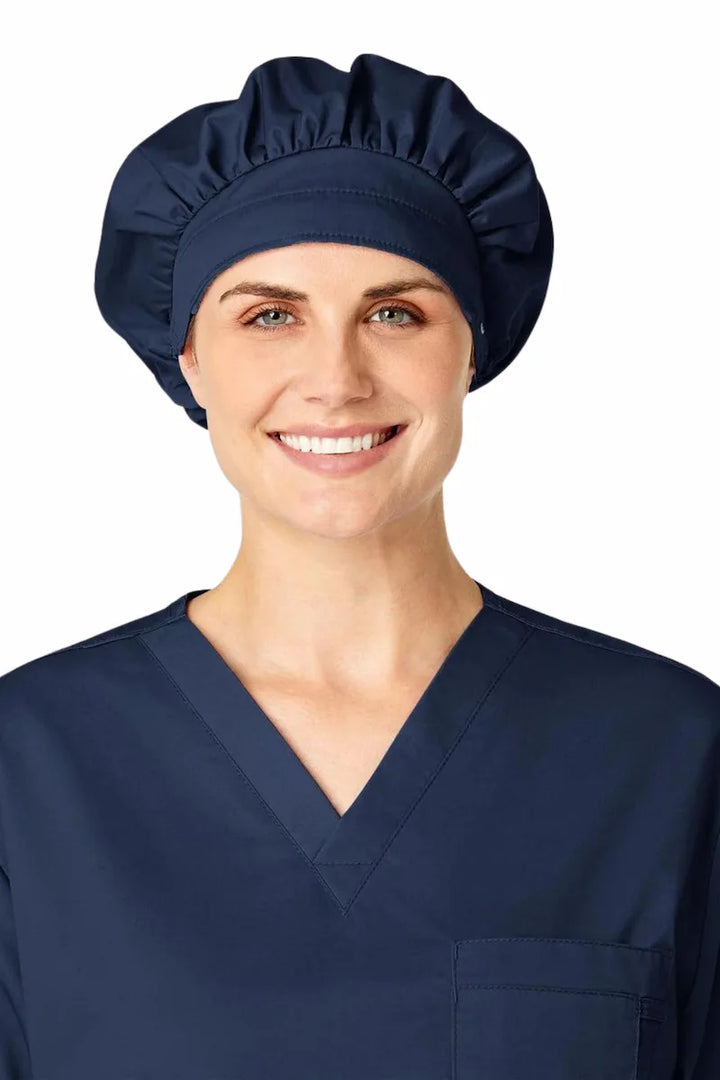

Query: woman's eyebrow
[217,276,449,304]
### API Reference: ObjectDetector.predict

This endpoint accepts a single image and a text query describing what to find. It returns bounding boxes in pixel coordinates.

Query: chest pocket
[452,936,673,1080]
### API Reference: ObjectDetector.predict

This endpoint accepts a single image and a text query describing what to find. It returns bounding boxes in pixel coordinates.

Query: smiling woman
[174,241,477,500]
[1,51,718,1080]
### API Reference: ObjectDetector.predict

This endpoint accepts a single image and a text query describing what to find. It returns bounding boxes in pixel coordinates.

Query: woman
[0,53,717,1079]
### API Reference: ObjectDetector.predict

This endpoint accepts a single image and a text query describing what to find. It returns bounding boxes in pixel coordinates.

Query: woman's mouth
[269,425,403,455]
[266,424,408,476]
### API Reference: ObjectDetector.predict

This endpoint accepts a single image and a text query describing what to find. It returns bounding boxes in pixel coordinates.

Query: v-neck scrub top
[0,581,718,1079]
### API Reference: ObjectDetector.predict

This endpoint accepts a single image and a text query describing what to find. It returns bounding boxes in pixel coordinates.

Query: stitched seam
[133,635,344,907]
[333,625,537,911]
[177,185,449,266]
[634,998,642,1079]
[457,983,637,1001]
[54,607,188,653]
[455,936,673,958]
[480,594,717,685]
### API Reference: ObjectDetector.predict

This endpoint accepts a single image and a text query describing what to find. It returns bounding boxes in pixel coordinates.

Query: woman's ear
[178,347,196,383]
[177,345,207,410]
[178,314,200,385]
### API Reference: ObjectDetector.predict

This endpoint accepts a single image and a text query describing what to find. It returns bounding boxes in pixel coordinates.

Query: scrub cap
[94,53,554,429]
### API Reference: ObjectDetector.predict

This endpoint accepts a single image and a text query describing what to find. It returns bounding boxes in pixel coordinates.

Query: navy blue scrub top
[0,581,719,1079]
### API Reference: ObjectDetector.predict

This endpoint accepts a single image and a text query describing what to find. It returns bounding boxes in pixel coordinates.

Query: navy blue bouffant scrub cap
[94,53,554,430]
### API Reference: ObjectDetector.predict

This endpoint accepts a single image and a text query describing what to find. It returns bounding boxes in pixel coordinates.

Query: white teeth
[276,428,396,454]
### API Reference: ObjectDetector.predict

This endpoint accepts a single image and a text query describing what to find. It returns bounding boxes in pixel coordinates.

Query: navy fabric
[94,54,553,429]
[0,582,718,1077]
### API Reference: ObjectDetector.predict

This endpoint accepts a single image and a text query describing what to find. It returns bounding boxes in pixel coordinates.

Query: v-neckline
[140,580,534,910]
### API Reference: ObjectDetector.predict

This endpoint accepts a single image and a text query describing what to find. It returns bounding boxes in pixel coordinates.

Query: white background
[1,1,718,683]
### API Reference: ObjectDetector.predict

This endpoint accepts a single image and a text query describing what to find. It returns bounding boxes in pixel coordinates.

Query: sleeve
[677,825,720,1078]
[0,862,32,1078]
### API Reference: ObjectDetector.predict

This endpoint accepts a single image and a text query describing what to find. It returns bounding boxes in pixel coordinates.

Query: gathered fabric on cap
[94,53,554,429]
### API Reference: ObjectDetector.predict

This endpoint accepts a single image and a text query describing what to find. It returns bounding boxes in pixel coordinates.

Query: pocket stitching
[454,935,674,960]
[456,982,640,1003]
[451,937,670,1080]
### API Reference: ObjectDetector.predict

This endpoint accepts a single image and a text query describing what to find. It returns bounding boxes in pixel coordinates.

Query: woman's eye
[368,305,420,327]
[243,303,422,332]
[245,307,296,330]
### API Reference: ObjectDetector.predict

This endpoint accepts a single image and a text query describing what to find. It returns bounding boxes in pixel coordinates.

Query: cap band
[170,145,487,365]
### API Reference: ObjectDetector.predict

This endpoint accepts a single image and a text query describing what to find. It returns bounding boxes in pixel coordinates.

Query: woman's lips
[267,424,407,476]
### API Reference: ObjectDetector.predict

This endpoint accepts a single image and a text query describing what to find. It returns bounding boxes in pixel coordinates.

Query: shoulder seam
[483,595,717,687]
[47,607,185,655]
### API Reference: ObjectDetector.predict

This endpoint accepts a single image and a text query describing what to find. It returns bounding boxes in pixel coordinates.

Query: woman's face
[178,242,475,540]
